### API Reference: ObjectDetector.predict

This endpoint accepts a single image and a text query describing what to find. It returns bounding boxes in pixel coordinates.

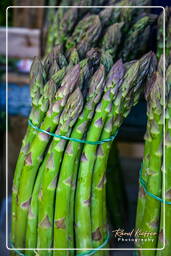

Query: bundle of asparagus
[135,56,163,255]
[10,2,163,256]
[11,48,155,256]
[12,48,101,249]
[44,1,154,61]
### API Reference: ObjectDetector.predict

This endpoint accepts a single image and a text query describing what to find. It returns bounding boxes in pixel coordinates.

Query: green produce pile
[44,0,154,60]
[10,3,170,256]
[11,47,155,255]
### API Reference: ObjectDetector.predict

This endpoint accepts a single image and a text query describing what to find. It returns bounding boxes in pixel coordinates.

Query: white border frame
[6,5,166,252]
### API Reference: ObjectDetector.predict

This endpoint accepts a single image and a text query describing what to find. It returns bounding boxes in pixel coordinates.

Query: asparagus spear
[37,87,83,256]
[119,15,156,61]
[68,48,80,66]
[58,8,79,39]
[45,6,58,55]
[135,122,152,230]
[101,22,124,58]
[156,64,171,256]
[52,65,105,255]
[106,143,127,228]
[66,14,102,58]
[75,59,126,251]
[45,8,66,54]
[136,71,163,253]
[46,8,80,54]
[11,57,46,243]
[25,160,46,256]
[14,64,80,248]
[99,0,138,28]
[134,51,157,234]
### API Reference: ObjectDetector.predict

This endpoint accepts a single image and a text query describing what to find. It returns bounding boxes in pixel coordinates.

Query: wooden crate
[13,0,45,29]
[0,27,40,58]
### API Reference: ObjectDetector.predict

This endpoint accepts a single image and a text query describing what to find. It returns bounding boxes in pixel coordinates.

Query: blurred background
[0,0,170,255]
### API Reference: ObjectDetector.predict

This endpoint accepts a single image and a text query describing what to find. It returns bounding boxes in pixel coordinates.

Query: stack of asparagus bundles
[11,47,155,255]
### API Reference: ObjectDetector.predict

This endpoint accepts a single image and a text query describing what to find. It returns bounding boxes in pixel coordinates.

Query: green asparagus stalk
[45,7,58,55]
[25,160,46,256]
[68,48,80,66]
[134,51,157,234]
[14,64,80,248]
[156,64,171,256]
[52,65,105,255]
[101,22,124,58]
[106,143,127,228]
[45,8,66,54]
[75,59,126,251]
[99,8,113,27]
[119,15,156,61]
[99,0,140,28]
[91,118,114,256]
[37,87,83,255]
[99,22,124,72]
[135,123,152,230]
[135,71,163,253]
[100,51,114,73]
[11,57,47,243]
[66,14,102,58]
[43,45,68,74]
[58,8,79,39]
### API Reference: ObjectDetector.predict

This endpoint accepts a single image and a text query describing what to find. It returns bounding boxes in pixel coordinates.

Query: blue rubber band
[139,168,171,205]
[76,232,110,256]
[10,232,110,256]
[28,119,118,145]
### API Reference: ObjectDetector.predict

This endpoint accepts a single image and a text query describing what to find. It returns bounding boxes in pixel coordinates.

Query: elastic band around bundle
[139,168,171,205]
[10,232,110,256]
[77,232,110,256]
[28,120,117,145]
